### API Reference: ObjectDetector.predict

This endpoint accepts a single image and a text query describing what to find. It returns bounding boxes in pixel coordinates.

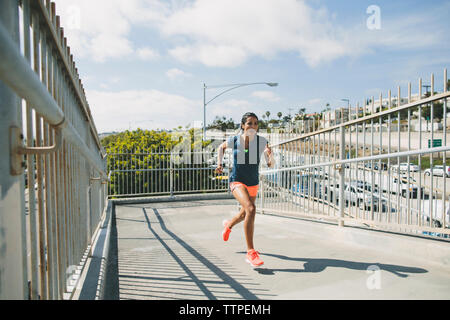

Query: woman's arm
[215,141,228,174]
[264,143,275,168]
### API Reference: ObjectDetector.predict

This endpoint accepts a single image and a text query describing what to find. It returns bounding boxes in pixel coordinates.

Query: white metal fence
[259,69,450,238]
[107,147,231,198]
[0,0,107,299]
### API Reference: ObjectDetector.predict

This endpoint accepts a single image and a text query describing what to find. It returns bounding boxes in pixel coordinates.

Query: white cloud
[86,89,200,132]
[53,0,167,62]
[53,0,447,67]
[137,47,160,61]
[53,0,133,62]
[161,0,350,67]
[166,68,192,80]
[251,91,280,102]
[307,98,322,105]
[169,44,248,68]
[161,0,447,68]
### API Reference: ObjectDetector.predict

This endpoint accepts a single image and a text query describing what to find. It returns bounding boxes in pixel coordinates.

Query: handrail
[32,0,104,153]
[271,91,450,148]
[0,0,108,300]
[0,19,106,176]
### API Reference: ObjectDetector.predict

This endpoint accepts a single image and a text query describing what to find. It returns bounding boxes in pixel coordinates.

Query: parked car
[325,181,377,205]
[395,162,420,172]
[364,162,387,171]
[413,199,450,229]
[359,194,395,213]
[424,165,450,177]
[392,176,423,198]
[291,174,322,198]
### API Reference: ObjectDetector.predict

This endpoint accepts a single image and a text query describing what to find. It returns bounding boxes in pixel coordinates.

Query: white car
[397,163,420,172]
[392,176,421,198]
[424,165,450,177]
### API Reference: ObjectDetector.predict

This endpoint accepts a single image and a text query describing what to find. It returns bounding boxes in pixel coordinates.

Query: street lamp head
[266,83,278,87]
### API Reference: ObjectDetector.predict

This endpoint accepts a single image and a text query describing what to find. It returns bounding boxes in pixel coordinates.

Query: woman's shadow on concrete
[238,252,428,278]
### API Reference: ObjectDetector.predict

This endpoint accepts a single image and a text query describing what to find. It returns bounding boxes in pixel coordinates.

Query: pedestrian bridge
[72,195,450,300]
[0,0,449,300]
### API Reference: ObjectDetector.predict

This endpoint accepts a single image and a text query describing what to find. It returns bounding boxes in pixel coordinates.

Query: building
[322,108,350,127]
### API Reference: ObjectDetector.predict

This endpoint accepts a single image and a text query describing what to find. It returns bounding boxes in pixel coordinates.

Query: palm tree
[322,103,331,113]
[277,112,283,120]
[265,111,271,120]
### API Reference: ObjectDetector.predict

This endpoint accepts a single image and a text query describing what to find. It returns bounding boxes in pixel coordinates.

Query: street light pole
[203,82,278,140]
[203,83,206,140]
[341,98,350,122]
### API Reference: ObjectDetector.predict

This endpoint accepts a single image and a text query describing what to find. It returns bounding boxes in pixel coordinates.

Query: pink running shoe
[222,220,231,241]
[246,249,264,267]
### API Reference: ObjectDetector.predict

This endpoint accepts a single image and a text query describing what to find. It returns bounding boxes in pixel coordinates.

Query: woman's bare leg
[232,186,257,251]
[228,196,257,229]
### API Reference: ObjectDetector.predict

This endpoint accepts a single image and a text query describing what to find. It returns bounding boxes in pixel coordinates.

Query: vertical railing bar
[140,150,143,195]
[156,146,159,194]
[22,0,40,300]
[35,113,47,299]
[333,115,337,217]
[327,113,331,216]
[121,149,124,196]
[321,130,324,215]
[388,90,392,224]
[370,96,375,222]
[61,135,69,296]
[356,105,360,220]
[49,128,59,299]
[362,98,366,219]
[377,94,382,222]
[56,141,65,298]
[38,15,55,299]
[150,147,153,194]
[63,140,71,296]
[443,69,447,230]
[407,83,412,226]
[123,148,126,196]
[339,108,345,226]
[32,7,48,298]
[418,79,423,228]
[430,74,434,228]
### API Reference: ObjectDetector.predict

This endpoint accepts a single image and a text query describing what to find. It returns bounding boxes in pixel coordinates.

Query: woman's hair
[241,112,259,126]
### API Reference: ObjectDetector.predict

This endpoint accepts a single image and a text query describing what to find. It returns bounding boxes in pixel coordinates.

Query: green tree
[207,116,236,131]
[103,128,215,197]
[277,112,283,121]
[420,92,447,121]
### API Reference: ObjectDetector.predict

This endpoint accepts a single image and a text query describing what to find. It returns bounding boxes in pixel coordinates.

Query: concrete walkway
[107,199,450,300]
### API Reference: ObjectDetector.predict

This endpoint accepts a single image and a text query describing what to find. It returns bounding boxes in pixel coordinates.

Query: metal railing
[104,130,321,198]
[259,69,450,238]
[0,0,107,299]
[107,146,231,198]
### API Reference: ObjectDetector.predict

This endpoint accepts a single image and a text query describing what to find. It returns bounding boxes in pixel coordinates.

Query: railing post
[0,0,28,300]
[260,175,265,214]
[338,124,346,227]
[170,153,174,197]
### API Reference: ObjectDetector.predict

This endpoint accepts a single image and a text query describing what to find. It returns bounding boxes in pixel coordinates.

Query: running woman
[215,112,275,267]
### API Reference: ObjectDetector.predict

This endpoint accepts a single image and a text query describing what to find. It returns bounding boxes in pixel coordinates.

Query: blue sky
[53,0,450,133]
